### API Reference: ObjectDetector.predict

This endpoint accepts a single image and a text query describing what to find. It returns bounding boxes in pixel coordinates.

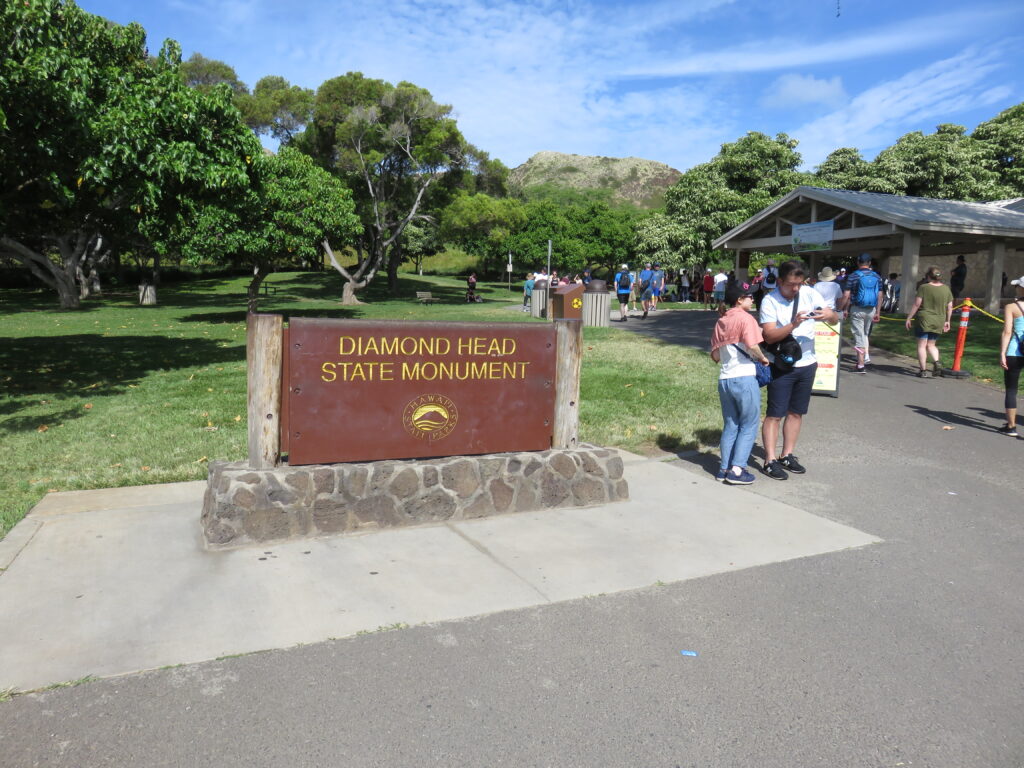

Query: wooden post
[247,313,283,469]
[552,319,583,449]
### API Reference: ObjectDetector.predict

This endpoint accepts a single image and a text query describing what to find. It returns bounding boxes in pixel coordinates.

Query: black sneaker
[780,454,805,474]
[642,309,648,319]
[855,365,866,374]
[997,424,1019,437]
[762,460,788,481]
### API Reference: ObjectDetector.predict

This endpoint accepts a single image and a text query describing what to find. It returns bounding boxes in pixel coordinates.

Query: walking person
[840,253,884,373]
[679,272,690,303]
[904,266,953,378]
[759,260,838,480]
[950,255,967,300]
[702,270,715,309]
[613,263,632,322]
[522,272,535,312]
[997,275,1024,435]
[710,282,769,485]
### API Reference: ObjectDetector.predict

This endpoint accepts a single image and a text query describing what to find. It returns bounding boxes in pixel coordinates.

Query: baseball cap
[724,281,756,305]
[620,263,628,269]
[857,252,872,264]
[1011,275,1024,287]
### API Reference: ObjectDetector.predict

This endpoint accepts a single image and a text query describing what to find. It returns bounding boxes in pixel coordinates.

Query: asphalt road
[4,309,1023,768]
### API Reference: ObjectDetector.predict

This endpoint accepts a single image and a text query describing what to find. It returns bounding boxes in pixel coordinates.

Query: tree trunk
[340,280,363,305]
[88,268,102,296]
[387,241,402,296]
[138,281,157,305]
[55,277,81,309]
[247,267,266,314]
[152,252,161,286]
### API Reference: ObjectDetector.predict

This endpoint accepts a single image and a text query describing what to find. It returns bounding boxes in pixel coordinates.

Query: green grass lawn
[0,270,721,540]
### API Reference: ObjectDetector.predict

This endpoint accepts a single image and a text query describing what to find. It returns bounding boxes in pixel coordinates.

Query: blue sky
[80,0,1023,173]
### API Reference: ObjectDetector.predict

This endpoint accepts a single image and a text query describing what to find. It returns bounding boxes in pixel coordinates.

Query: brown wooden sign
[284,318,556,465]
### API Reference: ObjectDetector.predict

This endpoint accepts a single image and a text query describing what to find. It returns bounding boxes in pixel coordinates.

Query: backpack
[854,270,881,307]
[616,272,631,291]
[763,266,778,289]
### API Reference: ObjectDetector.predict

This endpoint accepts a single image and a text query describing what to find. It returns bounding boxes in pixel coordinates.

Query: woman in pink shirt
[710,281,768,485]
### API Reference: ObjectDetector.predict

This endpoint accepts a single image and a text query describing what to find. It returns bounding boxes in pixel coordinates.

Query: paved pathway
[3,309,1022,767]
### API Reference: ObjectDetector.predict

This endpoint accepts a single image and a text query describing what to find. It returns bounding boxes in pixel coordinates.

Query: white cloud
[761,74,847,109]
[792,46,1012,168]
[620,7,1016,77]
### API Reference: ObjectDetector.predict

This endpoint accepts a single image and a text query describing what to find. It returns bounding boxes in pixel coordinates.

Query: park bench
[416,291,440,304]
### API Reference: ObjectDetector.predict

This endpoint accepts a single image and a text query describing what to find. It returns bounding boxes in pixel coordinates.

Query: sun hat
[1011,275,1024,287]
[817,266,837,281]
[724,281,756,305]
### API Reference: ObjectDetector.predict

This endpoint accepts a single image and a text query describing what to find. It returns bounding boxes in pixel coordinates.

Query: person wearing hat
[840,253,884,374]
[612,263,633,322]
[997,275,1024,435]
[813,266,842,310]
[710,281,769,485]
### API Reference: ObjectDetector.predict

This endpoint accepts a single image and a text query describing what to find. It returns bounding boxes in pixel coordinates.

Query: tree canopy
[302,72,467,300]
[0,0,261,308]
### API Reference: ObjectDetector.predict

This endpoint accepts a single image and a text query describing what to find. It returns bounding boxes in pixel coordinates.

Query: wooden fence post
[552,319,583,449]
[247,313,283,469]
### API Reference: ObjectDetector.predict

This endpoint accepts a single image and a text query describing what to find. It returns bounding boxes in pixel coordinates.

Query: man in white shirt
[813,266,842,309]
[759,260,839,481]
[713,270,728,303]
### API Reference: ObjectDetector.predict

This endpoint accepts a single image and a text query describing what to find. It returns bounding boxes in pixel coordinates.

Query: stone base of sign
[201,446,628,549]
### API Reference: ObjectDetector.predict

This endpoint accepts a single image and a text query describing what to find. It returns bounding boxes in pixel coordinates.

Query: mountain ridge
[509,151,682,209]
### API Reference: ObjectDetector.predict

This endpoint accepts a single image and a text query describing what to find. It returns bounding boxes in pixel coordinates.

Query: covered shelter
[712,186,1024,313]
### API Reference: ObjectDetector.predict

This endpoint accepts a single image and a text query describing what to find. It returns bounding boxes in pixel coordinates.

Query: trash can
[531,281,549,318]
[552,283,585,321]
[582,285,610,327]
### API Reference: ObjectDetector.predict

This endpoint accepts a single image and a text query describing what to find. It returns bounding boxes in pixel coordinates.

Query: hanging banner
[792,220,834,253]
[812,319,841,396]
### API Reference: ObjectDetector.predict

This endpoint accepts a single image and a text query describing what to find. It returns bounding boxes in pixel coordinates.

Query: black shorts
[766,362,818,418]
[617,291,630,303]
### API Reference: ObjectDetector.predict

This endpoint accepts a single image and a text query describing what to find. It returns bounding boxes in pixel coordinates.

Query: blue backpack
[854,270,881,307]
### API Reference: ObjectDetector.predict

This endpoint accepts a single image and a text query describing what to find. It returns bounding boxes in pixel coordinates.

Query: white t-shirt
[759,286,826,367]
[718,342,757,379]
[713,272,728,291]
[813,281,842,310]
[680,274,690,287]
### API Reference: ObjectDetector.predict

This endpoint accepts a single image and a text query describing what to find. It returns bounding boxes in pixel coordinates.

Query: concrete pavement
[0,452,877,692]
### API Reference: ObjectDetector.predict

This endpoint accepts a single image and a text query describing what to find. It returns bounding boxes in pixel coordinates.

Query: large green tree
[661,132,812,266]
[0,0,260,308]
[171,148,361,312]
[873,124,1010,200]
[972,103,1024,196]
[302,72,467,301]
[814,147,898,193]
[439,192,526,270]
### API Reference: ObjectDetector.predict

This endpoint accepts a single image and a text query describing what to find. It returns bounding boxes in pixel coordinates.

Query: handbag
[734,344,772,387]
[764,288,804,372]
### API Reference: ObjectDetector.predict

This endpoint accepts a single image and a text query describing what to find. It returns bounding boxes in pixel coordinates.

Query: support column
[985,240,1006,314]
[899,231,920,314]
[735,250,750,282]
[552,319,583,450]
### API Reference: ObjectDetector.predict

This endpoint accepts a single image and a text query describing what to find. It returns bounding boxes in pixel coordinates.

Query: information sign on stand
[811,319,841,396]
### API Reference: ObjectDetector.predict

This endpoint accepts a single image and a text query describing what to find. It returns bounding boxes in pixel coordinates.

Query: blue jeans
[718,375,761,471]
